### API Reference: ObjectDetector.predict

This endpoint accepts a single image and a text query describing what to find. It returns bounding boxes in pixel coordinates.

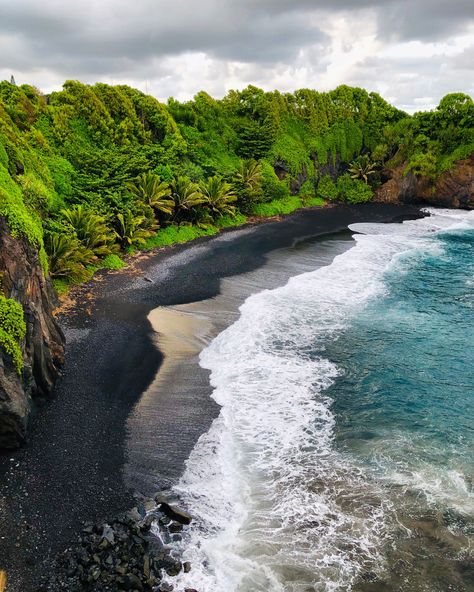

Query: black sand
[0,203,423,591]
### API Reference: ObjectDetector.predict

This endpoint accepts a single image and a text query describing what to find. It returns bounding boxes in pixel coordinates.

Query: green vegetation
[101,254,126,270]
[376,92,474,177]
[0,79,472,371]
[0,295,26,373]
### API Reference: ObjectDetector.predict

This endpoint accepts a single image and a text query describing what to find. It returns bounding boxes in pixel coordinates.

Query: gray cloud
[345,50,474,112]
[248,0,474,40]
[0,0,325,72]
[0,0,473,110]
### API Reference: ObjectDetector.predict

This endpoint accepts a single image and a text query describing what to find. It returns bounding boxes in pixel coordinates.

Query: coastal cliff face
[376,153,474,209]
[0,219,64,448]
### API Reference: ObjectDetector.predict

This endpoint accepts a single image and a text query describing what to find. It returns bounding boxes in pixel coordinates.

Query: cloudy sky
[1,0,473,112]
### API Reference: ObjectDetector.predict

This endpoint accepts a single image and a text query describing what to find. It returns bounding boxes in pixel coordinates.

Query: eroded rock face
[0,218,65,448]
[376,153,474,209]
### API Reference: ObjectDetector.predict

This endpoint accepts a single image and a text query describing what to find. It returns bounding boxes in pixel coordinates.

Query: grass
[142,224,220,251]
[250,195,325,217]
[101,254,126,270]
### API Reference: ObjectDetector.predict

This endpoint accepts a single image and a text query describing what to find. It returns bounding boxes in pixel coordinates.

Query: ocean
[164,208,474,592]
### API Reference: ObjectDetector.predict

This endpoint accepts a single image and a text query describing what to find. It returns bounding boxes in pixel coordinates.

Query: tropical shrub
[348,155,377,184]
[113,210,156,249]
[171,176,205,223]
[61,205,116,256]
[44,232,94,278]
[232,159,264,213]
[200,176,237,218]
[127,172,173,217]
[336,174,374,204]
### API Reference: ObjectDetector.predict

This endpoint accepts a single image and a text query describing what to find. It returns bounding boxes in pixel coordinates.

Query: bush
[215,213,247,228]
[304,196,325,207]
[101,254,126,270]
[51,278,70,296]
[336,174,374,204]
[261,161,290,202]
[317,175,338,200]
[298,180,315,200]
[0,296,26,373]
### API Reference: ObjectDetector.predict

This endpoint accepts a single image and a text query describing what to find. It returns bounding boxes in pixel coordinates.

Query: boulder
[158,502,192,525]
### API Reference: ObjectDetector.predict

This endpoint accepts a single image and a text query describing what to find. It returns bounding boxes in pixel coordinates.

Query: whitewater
[162,208,474,592]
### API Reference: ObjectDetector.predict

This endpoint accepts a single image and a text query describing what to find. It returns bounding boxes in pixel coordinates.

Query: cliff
[0,219,64,448]
[375,153,474,209]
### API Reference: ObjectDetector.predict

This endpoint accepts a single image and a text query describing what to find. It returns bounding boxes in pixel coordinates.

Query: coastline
[0,203,424,591]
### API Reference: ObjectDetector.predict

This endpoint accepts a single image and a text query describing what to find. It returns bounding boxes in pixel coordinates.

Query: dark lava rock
[168,522,183,533]
[42,496,196,591]
[158,502,192,525]
[119,573,143,590]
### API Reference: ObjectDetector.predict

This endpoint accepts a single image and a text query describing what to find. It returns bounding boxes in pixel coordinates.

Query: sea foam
[164,209,474,592]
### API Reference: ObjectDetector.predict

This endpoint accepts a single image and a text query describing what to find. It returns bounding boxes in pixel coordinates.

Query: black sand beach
[0,203,423,591]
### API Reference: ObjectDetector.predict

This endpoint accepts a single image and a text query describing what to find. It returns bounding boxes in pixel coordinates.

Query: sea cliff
[0,218,64,447]
[376,153,474,209]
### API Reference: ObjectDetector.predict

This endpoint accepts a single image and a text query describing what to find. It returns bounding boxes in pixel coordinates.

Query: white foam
[163,209,473,592]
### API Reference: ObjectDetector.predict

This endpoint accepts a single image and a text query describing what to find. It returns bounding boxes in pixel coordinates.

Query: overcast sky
[1,0,473,112]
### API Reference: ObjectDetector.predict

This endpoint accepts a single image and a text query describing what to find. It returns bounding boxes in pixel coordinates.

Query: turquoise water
[330,226,474,504]
[325,224,474,590]
[167,209,474,592]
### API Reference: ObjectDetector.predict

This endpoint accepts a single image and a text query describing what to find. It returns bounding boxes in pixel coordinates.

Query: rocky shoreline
[44,494,195,592]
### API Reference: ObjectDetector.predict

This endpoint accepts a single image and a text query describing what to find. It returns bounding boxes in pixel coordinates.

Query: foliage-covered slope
[0,80,472,289]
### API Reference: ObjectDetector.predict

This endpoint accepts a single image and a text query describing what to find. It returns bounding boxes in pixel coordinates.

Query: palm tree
[200,176,237,218]
[171,176,205,223]
[348,155,377,184]
[235,159,262,189]
[45,232,94,278]
[232,159,263,213]
[113,210,155,249]
[127,172,174,217]
[61,205,116,257]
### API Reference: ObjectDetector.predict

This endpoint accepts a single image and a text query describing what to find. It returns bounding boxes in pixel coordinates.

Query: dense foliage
[0,295,26,373]
[0,80,472,302]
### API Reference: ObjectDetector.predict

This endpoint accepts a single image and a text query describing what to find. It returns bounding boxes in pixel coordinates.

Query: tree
[200,176,237,218]
[171,176,205,223]
[236,118,274,159]
[126,172,174,217]
[232,159,263,213]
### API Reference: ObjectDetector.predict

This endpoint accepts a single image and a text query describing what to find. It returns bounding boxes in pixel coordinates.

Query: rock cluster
[43,495,196,592]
